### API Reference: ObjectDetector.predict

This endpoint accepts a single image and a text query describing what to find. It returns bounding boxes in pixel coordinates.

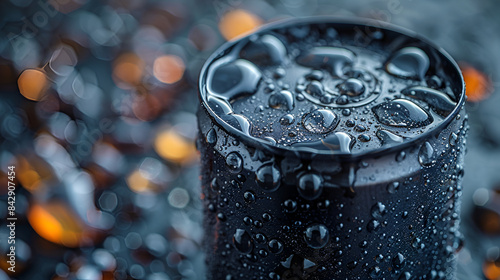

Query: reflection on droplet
[385,47,429,79]
[233,229,253,254]
[240,34,287,66]
[402,86,456,114]
[302,109,338,134]
[256,163,281,192]
[297,173,323,200]
[296,47,356,77]
[226,152,243,173]
[304,224,329,249]
[376,129,404,146]
[418,141,436,167]
[269,90,294,110]
[372,99,432,128]
[209,59,262,101]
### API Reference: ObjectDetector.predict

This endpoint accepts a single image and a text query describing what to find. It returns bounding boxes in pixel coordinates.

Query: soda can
[197,18,467,279]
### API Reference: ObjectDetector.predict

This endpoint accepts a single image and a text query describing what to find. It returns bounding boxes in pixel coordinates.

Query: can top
[199,17,465,159]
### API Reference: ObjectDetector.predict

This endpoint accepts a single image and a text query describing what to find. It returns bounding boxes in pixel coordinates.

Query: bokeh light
[153,55,185,84]
[17,68,50,101]
[218,9,263,41]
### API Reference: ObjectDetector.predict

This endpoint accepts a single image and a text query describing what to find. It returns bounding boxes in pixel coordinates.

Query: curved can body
[197,19,467,280]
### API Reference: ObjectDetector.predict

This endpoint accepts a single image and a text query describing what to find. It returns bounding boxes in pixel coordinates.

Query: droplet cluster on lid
[203,22,461,153]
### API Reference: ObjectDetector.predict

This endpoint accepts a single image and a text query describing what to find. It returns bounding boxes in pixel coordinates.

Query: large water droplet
[206,128,217,145]
[304,224,329,249]
[402,86,457,115]
[297,173,323,200]
[207,95,233,115]
[208,59,262,100]
[269,90,294,110]
[256,163,281,192]
[302,109,339,134]
[392,253,406,269]
[279,114,295,126]
[268,239,284,254]
[220,113,252,134]
[296,47,356,77]
[372,99,432,128]
[376,129,404,146]
[239,35,287,66]
[233,229,253,254]
[305,81,325,98]
[226,152,243,173]
[418,141,436,167]
[371,202,386,219]
[338,78,365,96]
[385,47,429,80]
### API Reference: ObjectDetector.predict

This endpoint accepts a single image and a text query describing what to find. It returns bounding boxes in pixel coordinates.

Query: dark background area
[0,0,499,279]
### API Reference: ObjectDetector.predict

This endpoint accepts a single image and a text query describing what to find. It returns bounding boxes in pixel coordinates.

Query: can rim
[198,16,466,160]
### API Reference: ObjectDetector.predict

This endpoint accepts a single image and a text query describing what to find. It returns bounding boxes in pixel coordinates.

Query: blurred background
[0,0,499,279]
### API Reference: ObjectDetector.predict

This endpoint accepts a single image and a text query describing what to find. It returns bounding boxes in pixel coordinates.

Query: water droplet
[305,70,324,81]
[399,272,412,280]
[372,99,432,128]
[336,95,349,105]
[449,132,458,146]
[233,229,253,254]
[206,128,217,145]
[264,136,277,145]
[220,113,252,135]
[371,202,386,219]
[256,163,281,192]
[302,109,339,134]
[358,134,371,142]
[279,114,295,125]
[207,95,233,115]
[387,182,400,194]
[305,81,325,98]
[226,152,243,173]
[396,151,406,162]
[255,233,267,243]
[338,78,365,96]
[369,265,382,278]
[392,253,406,269]
[342,108,351,116]
[347,260,358,270]
[269,90,294,110]
[208,59,262,100]
[268,239,284,254]
[376,129,404,146]
[239,35,287,66]
[283,199,297,213]
[297,173,323,200]
[367,219,381,232]
[244,191,255,203]
[418,141,436,167]
[402,86,456,114]
[385,47,429,79]
[304,224,329,249]
[296,47,356,77]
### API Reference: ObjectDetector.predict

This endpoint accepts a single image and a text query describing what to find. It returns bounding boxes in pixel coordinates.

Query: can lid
[198,17,465,160]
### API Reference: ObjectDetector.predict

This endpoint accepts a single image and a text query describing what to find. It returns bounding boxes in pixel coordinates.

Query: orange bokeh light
[18,68,50,101]
[460,64,492,102]
[28,201,89,247]
[484,260,500,280]
[113,53,144,88]
[218,9,262,41]
[153,55,185,84]
[154,128,197,164]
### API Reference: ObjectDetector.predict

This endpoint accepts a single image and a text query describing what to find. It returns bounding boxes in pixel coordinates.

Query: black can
[197,18,467,280]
